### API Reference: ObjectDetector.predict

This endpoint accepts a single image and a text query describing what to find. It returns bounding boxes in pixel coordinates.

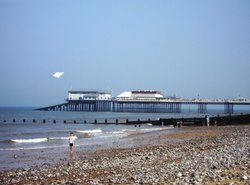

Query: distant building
[117,90,165,100]
[68,90,111,101]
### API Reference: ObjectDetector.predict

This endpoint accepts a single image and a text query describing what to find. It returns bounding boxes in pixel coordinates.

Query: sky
[0,0,250,107]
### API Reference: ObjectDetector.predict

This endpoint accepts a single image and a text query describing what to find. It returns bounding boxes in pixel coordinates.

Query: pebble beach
[0,125,249,185]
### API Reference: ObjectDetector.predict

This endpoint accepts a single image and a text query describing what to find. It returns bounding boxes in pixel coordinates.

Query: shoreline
[0,125,250,184]
[0,126,176,171]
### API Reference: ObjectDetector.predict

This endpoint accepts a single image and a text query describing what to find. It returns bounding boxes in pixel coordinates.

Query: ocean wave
[10,138,48,143]
[48,137,69,140]
[0,136,70,144]
[77,129,103,134]
[0,131,70,139]
[106,129,127,135]
[138,127,173,133]
[96,129,128,138]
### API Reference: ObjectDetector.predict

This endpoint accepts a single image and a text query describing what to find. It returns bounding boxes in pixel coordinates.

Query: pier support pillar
[224,103,234,114]
[198,103,207,113]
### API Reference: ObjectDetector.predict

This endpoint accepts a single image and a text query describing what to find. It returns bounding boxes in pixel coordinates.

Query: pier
[38,100,112,112]
[37,99,250,114]
[36,90,250,114]
[112,100,181,113]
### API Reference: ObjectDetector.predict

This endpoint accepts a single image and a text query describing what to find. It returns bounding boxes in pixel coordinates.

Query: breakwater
[2,114,250,127]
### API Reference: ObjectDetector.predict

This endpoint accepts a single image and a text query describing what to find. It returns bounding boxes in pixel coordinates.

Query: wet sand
[0,125,249,184]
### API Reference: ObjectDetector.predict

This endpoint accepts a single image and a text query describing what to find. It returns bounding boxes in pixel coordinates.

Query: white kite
[52,72,64,78]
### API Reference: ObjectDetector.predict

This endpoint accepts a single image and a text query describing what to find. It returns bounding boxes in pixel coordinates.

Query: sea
[0,106,249,170]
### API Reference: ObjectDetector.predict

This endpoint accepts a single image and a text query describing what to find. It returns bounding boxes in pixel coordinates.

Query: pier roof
[131,90,161,94]
[68,90,111,94]
[117,90,164,100]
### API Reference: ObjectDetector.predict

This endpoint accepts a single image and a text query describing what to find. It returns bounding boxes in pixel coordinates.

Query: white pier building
[68,90,111,101]
[117,90,165,100]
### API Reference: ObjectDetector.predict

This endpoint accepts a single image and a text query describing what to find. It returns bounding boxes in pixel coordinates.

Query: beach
[0,125,249,185]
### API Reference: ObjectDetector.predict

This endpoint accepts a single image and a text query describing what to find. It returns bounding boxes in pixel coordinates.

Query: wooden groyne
[210,113,250,126]
[71,114,250,127]
[2,114,250,127]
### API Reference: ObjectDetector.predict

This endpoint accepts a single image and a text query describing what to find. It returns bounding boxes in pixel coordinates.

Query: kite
[52,72,64,78]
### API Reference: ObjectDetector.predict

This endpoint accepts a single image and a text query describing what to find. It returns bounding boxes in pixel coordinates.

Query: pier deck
[37,99,250,114]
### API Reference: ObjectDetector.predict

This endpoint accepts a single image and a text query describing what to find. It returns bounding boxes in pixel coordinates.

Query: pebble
[240,174,248,180]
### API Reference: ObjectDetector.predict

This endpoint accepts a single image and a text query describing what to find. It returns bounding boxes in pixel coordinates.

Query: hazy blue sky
[0,0,250,107]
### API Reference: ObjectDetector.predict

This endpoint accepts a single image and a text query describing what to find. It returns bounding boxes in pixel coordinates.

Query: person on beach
[206,116,210,127]
[69,132,77,159]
